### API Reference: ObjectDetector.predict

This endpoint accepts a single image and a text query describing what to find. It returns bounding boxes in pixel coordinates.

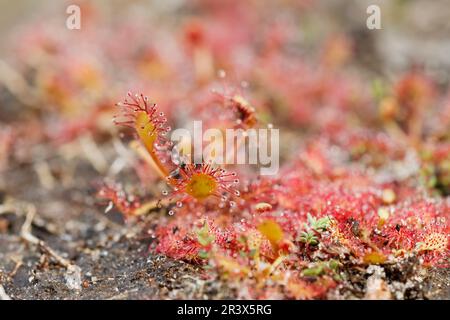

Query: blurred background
[1,0,450,83]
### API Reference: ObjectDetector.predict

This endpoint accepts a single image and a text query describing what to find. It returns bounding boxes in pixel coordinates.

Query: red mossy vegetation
[105,84,448,298]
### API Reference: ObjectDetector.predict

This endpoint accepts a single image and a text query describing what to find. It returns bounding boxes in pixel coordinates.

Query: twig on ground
[20,205,68,267]
[20,205,82,290]
[8,258,23,278]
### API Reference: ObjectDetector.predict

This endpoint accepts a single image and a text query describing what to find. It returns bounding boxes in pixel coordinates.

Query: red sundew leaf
[164,163,240,213]
[114,92,171,156]
[257,219,284,251]
[96,182,141,217]
[363,251,387,265]
[395,71,435,111]
[155,225,202,262]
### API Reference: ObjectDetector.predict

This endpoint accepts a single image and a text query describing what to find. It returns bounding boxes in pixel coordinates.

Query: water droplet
[235,190,240,196]
[162,190,168,196]
[176,201,183,208]
[168,210,174,216]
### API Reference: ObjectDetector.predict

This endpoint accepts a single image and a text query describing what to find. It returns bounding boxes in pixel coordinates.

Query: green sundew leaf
[302,265,325,277]
[305,214,331,232]
[237,235,247,244]
[198,250,209,259]
[328,259,340,270]
[298,231,319,245]
[427,175,438,188]
[239,251,247,258]
[197,223,215,246]
[333,273,343,281]
[371,79,386,102]
[312,216,332,232]
[298,231,308,242]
